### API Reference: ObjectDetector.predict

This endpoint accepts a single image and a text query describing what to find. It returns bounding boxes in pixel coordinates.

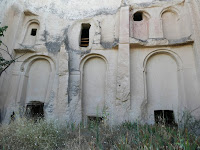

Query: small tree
[0,24,25,76]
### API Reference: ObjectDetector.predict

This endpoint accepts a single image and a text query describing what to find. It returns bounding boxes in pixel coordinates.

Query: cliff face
[0,0,182,21]
[0,0,200,125]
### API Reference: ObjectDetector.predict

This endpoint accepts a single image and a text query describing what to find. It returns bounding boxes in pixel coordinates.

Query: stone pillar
[116,6,130,122]
[119,7,130,44]
[68,71,82,123]
[56,44,69,120]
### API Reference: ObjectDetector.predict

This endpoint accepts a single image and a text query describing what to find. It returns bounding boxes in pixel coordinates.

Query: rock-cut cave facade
[0,0,200,125]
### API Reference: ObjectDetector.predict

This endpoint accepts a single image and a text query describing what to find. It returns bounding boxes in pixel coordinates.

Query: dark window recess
[25,101,44,120]
[133,12,143,21]
[31,29,37,36]
[80,24,91,47]
[154,110,176,125]
[88,116,103,123]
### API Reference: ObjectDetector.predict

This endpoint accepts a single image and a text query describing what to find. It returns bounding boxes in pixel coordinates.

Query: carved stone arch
[131,10,150,40]
[22,19,40,45]
[160,7,180,39]
[80,53,108,70]
[143,49,183,72]
[70,19,99,32]
[21,54,56,74]
[80,53,108,123]
[24,19,40,30]
[133,10,151,20]
[141,49,185,123]
[19,55,56,107]
[68,19,99,50]
[160,7,180,20]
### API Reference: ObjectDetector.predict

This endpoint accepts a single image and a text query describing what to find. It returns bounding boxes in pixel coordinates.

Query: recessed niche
[25,101,44,120]
[162,11,180,39]
[23,22,39,45]
[31,29,37,36]
[80,23,91,47]
[88,116,103,123]
[133,12,143,21]
[82,57,106,120]
[131,11,149,40]
[154,110,175,125]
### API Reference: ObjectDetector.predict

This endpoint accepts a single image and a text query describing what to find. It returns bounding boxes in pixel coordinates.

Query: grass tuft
[0,117,200,150]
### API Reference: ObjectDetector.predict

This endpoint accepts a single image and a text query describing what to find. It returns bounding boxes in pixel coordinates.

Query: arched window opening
[25,101,44,120]
[131,11,149,40]
[133,12,143,21]
[80,23,91,47]
[23,22,39,46]
[31,28,37,36]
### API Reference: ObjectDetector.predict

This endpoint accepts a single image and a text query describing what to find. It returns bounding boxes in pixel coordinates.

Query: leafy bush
[0,25,11,75]
[0,25,8,38]
[0,24,25,76]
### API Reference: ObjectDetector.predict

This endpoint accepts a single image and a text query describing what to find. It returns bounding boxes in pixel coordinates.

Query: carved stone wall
[0,0,200,124]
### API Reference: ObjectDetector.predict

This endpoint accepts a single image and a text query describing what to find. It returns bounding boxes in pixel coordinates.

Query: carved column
[116,6,131,121]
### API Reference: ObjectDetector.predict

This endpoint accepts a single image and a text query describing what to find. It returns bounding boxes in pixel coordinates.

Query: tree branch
[0,61,13,76]
[0,47,13,59]
[1,42,13,59]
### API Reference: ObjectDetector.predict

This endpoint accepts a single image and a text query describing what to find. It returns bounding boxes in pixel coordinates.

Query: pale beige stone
[0,0,200,125]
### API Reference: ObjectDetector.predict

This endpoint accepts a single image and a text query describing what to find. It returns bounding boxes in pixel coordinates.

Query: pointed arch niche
[161,9,180,40]
[19,55,56,108]
[80,54,107,123]
[142,49,185,124]
[23,20,40,46]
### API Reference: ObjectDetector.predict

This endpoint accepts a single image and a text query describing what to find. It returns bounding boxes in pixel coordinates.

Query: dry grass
[0,118,200,150]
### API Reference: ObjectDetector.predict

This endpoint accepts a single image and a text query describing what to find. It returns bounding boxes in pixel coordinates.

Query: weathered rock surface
[0,0,200,125]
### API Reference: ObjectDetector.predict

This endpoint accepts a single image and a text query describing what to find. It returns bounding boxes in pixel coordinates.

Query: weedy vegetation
[0,113,200,150]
